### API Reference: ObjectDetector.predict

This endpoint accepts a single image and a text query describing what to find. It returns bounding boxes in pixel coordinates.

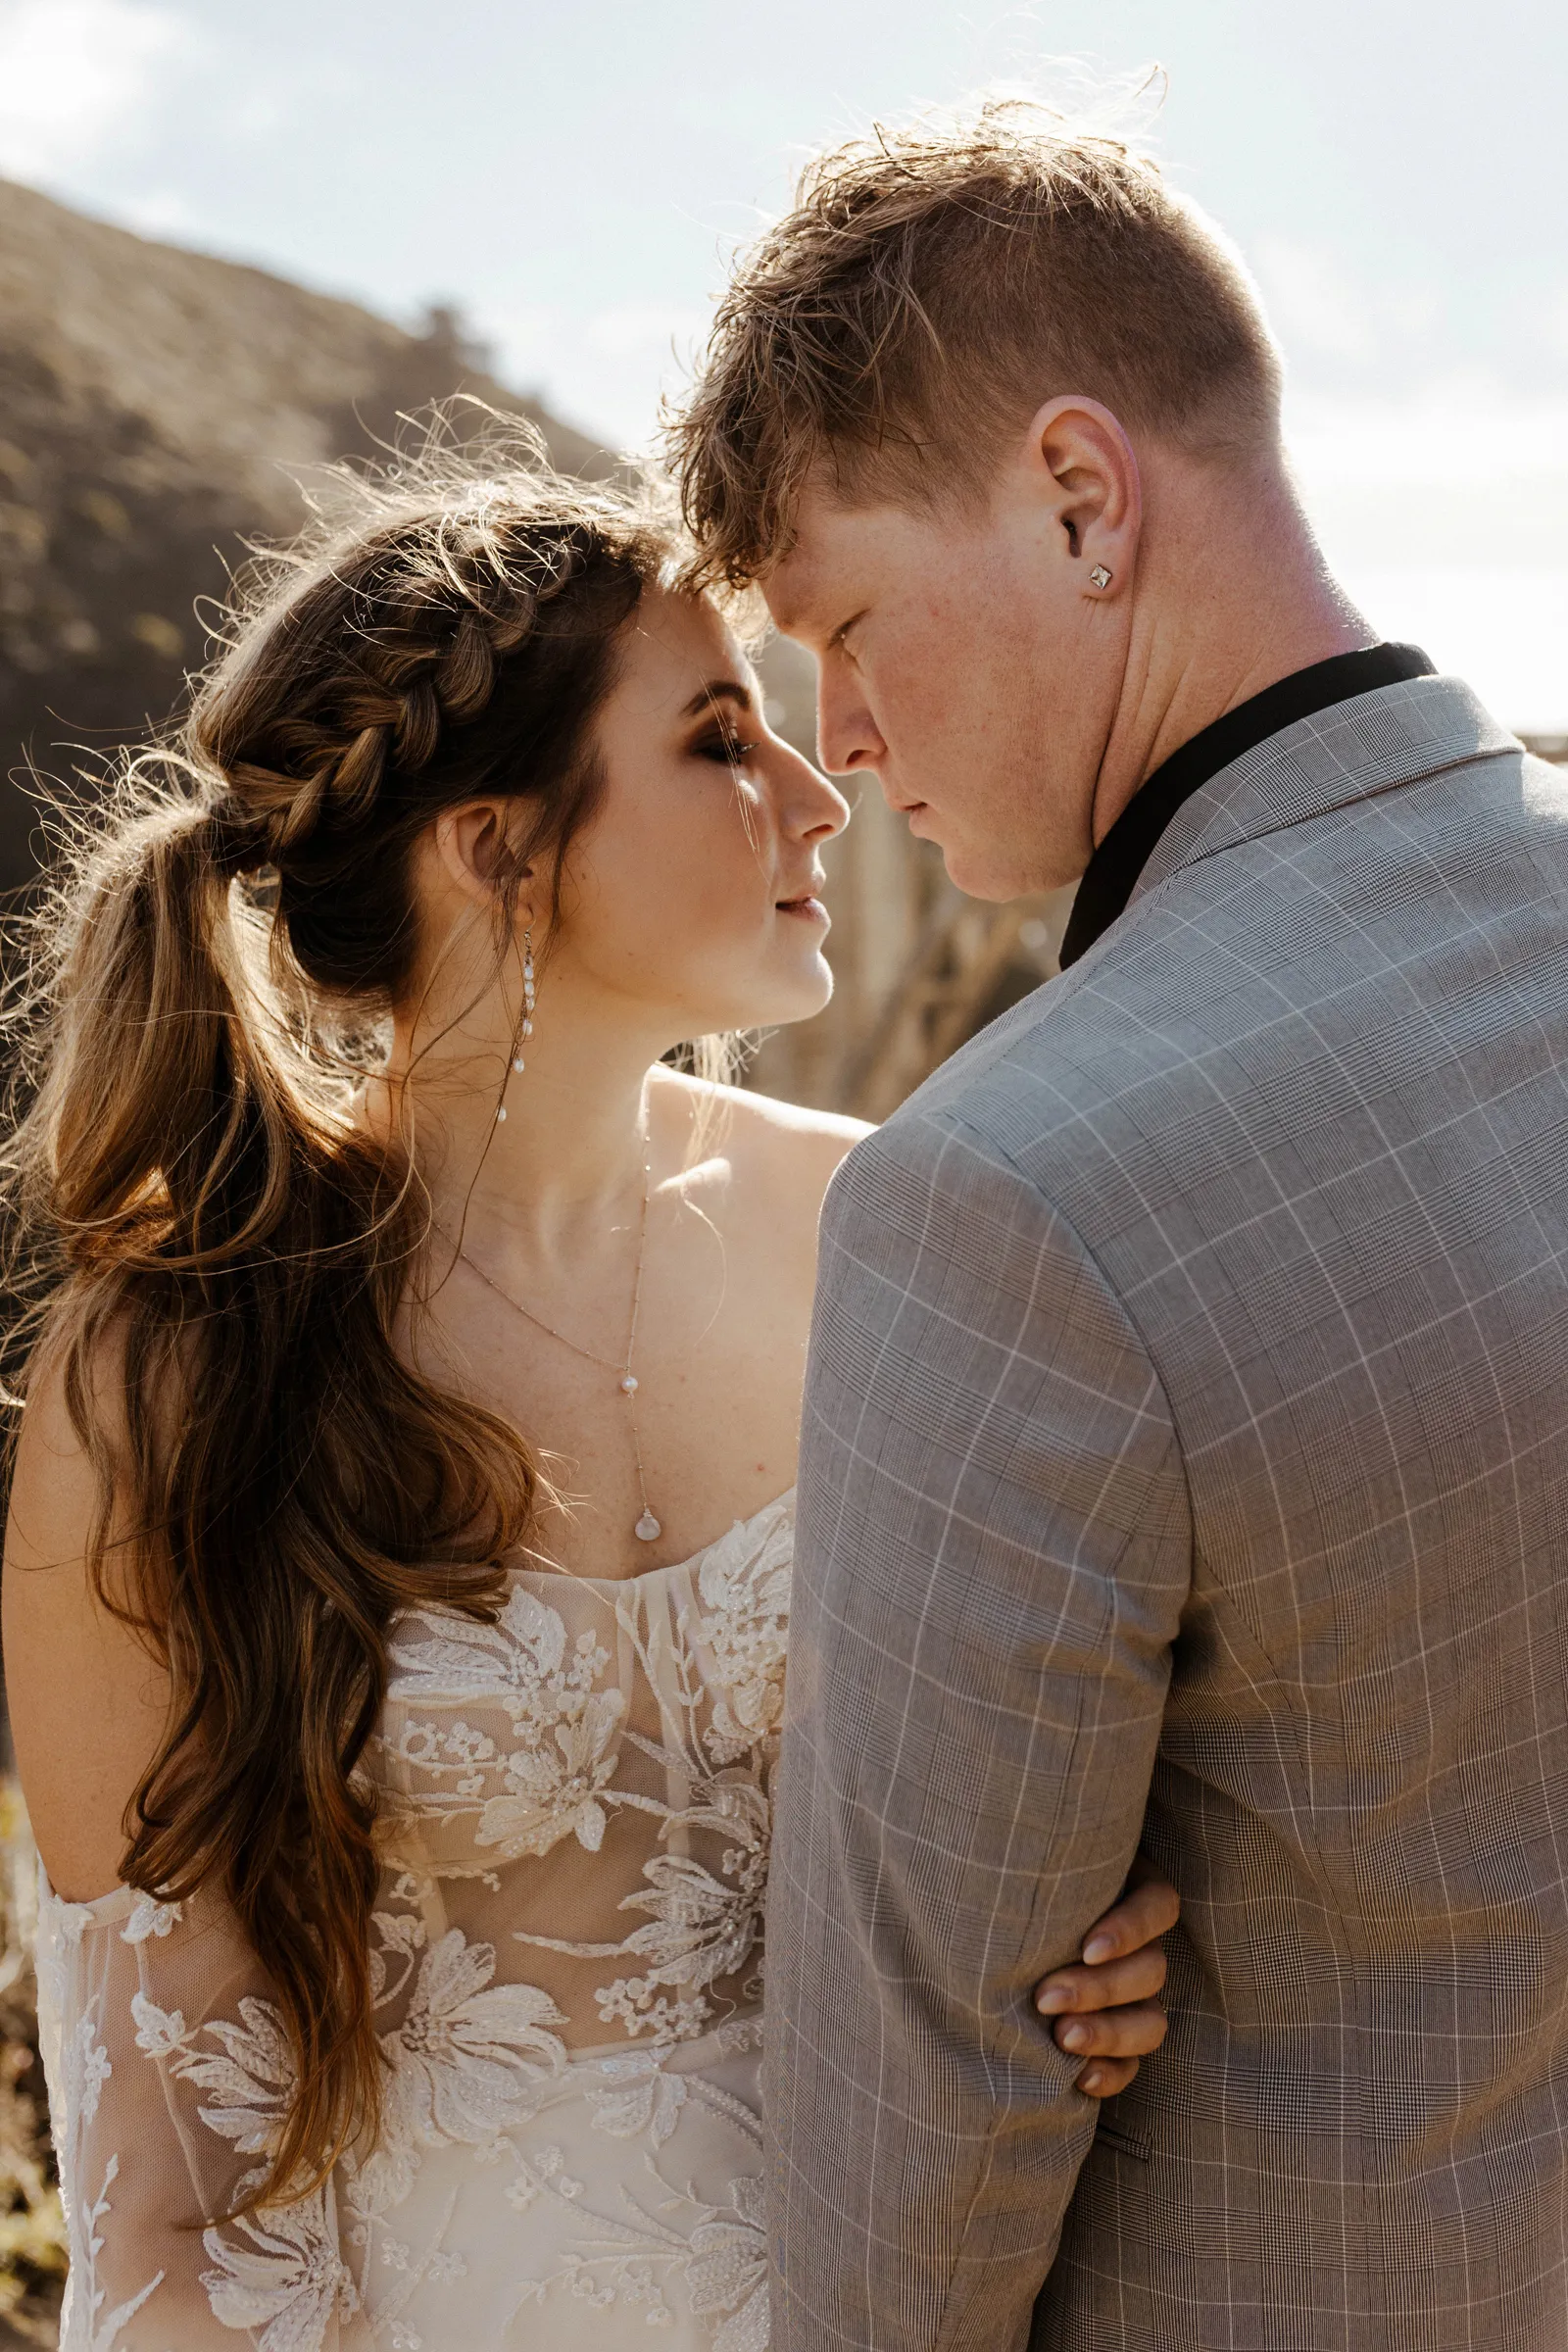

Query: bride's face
[548,587,851,1036]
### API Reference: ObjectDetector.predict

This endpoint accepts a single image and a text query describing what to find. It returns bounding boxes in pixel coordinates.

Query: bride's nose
[771,740,852,843]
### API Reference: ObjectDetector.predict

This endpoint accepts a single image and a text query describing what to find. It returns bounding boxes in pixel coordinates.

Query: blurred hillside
[0,175,608,896]
[0,174,1064,1115]
[15,178,1552,1128]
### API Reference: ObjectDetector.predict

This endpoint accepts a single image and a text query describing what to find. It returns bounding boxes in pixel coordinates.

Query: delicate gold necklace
[446,1158,663,1544]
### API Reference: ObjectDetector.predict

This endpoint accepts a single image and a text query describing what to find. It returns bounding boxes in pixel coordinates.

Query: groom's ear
[1016,396,1143,603]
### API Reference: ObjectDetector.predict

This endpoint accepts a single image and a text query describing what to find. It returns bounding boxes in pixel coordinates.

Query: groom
[673,106,1568,2349]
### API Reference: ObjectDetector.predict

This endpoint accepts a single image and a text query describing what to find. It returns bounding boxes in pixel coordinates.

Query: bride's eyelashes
[693,726,761,767]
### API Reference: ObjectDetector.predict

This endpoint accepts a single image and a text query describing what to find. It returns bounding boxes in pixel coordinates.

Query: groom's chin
[939,838,1057,905]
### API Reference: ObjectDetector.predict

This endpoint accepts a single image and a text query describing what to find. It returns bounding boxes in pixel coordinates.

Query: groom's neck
[1087,452,1373,851]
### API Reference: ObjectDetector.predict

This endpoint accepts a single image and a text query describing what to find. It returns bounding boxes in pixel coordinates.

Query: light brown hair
[1,431,676,2209]
[670,98,1283,587]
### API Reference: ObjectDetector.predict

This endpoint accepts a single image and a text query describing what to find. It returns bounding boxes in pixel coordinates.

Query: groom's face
[763,468,1128,901]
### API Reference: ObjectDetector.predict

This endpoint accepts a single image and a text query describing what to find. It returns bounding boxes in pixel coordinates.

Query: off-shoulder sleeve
[35,1870,353,2352]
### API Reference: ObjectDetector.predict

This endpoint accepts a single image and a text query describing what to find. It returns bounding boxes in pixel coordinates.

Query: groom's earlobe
[1021,393,1142,605]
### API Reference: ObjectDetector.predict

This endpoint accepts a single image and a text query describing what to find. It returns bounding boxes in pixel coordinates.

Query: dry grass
[0,1786,65,2347]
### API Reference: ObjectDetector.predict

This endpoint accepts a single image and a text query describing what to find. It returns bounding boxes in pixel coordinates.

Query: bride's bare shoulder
[3,1323,172,1903]
[649,1065,872,1211]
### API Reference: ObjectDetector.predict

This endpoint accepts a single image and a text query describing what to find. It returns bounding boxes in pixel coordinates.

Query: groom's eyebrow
[680,679,754,718]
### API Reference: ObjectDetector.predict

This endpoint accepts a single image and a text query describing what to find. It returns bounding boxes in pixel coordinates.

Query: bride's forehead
[620,585,743,682]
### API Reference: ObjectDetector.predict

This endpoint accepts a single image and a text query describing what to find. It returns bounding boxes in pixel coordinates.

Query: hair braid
[2,429,678,2214]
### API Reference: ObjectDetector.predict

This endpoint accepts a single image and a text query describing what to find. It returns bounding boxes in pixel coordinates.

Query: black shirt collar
[1057,642,1438,968]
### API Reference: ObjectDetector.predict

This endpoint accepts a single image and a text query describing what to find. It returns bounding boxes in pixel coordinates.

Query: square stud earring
[1089,564,1113,591]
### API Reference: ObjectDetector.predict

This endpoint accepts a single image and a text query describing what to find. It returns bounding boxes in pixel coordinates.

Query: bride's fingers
[1081,1868,1181,1965]
[1053,1998,1170,2063]
[1035,1945,1166,2017]
[1075,2056,1140,2099]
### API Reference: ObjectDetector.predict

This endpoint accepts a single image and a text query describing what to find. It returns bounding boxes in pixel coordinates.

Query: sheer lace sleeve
[35,1871,354,2352]
[30,1495,794,2349]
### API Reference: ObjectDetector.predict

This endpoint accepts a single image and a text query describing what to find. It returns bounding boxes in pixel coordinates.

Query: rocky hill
[0,176,609,895]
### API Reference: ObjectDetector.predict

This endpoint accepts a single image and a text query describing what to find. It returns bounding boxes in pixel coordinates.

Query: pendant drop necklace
[450,1153,663,1544]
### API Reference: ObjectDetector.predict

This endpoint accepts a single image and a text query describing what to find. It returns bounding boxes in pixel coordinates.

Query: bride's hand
[1033,1856,1180,2099]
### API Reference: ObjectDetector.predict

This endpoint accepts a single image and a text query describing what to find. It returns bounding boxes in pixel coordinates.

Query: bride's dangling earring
[496,926,536,1125]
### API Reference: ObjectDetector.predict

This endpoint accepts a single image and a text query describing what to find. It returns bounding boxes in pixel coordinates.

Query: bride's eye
[697,730,760,766]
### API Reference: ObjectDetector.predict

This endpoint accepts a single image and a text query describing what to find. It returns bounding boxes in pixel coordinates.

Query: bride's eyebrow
[679,679,755,720]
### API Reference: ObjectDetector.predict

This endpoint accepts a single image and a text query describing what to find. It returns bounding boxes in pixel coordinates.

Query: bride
[2,446,1176,2349]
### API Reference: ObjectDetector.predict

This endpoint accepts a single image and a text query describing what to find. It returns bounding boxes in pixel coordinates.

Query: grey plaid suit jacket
[767,675,1568,2350]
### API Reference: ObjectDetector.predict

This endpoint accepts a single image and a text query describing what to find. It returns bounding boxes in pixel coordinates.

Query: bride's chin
[771,969,837,1025]
[721,962,835,1033]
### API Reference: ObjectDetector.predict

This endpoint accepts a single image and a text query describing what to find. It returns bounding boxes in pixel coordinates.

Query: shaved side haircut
[672,100,1284,588]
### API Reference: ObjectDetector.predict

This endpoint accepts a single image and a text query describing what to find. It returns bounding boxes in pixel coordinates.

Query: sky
[1,0,1565,730]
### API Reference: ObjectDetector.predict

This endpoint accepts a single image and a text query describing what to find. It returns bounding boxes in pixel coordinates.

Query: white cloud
[113,184,198,238]
[1286,381,1568,492]
[1253,235,1376,362]
[1282,380,1568,728]
[479,300,711,452]
[1336,566,1568,736]
[584,302,710,365]
[1542,286,1568,363]
[0,0,186,182]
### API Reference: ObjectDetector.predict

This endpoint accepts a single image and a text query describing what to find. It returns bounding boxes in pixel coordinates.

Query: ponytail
[1,439,668,2207]
[11,768,534,2205]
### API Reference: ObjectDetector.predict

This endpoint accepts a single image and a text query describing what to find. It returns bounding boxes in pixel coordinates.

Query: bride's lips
[775,892,830,926]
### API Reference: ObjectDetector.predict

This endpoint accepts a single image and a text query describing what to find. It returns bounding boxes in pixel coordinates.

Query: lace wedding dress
[35,1491,793,2352]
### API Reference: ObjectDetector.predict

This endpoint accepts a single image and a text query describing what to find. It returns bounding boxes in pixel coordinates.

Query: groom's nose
[815,662,887,781]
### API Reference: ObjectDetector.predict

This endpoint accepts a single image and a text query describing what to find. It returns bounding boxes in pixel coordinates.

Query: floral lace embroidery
[386,1518,790,2054]
[201,2192,352,2352]
[350,1915,567,2219]
[574,1778,771,2040]
[514,2162,768,2352]
[39,1496,793,2351]
[120,1894,181,1946]
[128,1921,565,2335]
[35,1886,166,2352]
[384,1589,622,1861]
[695,1509,792,1764]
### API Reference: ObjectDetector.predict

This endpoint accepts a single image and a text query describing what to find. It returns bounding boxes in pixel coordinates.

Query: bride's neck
[374,974,676,1255]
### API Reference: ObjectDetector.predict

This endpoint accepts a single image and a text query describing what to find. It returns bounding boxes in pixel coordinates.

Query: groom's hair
[671,99,1283,588]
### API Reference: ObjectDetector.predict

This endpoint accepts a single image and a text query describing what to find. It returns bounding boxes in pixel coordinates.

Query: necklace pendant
[634,1509,662,1543]
[618,1374,638,1395]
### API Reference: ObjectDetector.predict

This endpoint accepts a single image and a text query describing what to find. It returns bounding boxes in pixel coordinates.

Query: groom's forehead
[763,498,900,634]
[760,537,829,637]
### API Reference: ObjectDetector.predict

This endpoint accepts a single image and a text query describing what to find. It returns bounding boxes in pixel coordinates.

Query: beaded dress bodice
[36,1492,793,2352]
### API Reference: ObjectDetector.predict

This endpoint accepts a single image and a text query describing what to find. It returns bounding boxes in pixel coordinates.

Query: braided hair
[1,436,676,2211]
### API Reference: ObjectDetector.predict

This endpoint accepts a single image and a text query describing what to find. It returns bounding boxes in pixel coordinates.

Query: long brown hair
[1,430,674,2206]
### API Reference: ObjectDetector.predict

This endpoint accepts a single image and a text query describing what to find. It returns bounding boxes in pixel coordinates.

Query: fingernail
[1081,2068,1105,2095]
[1060,2022,1090,2051]
[1036,1986,1070,2014]
[1082,1935,1115,1964]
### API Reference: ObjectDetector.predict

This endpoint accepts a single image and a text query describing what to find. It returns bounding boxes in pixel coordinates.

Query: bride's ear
[433,799,536,910]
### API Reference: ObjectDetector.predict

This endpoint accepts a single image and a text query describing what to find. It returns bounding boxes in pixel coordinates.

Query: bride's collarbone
[505,1344,800,1583]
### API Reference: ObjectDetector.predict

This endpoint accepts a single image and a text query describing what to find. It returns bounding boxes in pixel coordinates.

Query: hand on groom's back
[1035,1858,1179,2097]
